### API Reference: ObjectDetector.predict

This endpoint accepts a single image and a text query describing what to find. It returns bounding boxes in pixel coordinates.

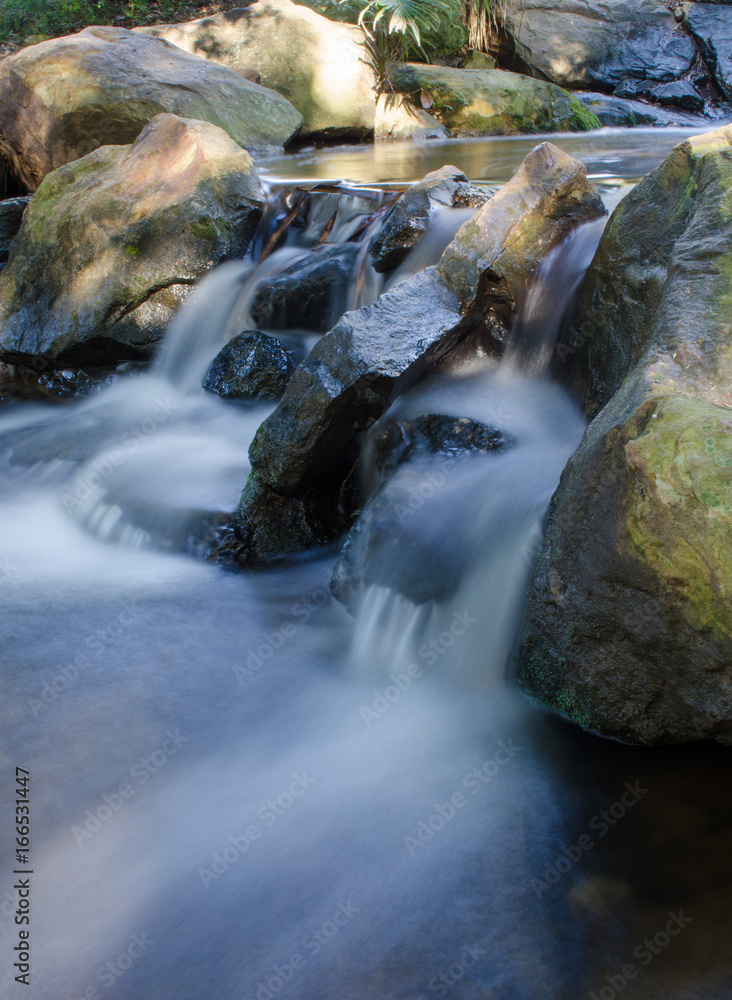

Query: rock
[0,27,302,192]
[613,78,657,100]
[250,243,360,332]
[650,79,705,110]
[203,332,296,400]
[0,114,263,366]
[138,0,376,140]
[332,415,515,608]
[368,166,489,273]
[437,142,606,316]
[491,0,695,90]
[372,414,513,475]
[374,96,448,141]
[389,64,600,135]
[461,50,497,70]
[684,3,732,100]
[0,197,31,266]
[576,92,708,127]
[229,143,605,561]
[518,125,732,745]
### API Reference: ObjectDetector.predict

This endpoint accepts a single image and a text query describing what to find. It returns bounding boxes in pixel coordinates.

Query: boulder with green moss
[518,126,732,746]
[0,114,263,366]
[389,64,600,136]
[0,26,302,192]
[139,0,376,140]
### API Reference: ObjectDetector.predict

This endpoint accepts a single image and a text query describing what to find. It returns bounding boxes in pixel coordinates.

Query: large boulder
[389,64,600,136]
[368,165,489,273]
[138,0,376,140]
[0,26,302,192]
[374,97,448,141]
[0,114,263,365]
[490,0,695,91]
[685,3,732,100]
[228,144,605,562]
[518,126,732,745]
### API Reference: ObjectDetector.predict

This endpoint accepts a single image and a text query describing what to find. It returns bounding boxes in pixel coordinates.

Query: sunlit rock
[0,114,263,365]
[0,26,302,192]
[138,0,376,140]
[374,96,448,142]
[389,64,600,136]
[519,125,732,745]
[490,0,695,90]
[230,143,605,562]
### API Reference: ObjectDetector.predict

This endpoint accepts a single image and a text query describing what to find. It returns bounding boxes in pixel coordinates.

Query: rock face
[250,243,360,333]
[374,97,448,141]
[368,166,489,273]
[229,144,605,562]
[518,126,732,746]
[685,3,732,100]
[0,114,263,365]
[389,64,600,135]
[650,79,705,111]
[0,197,31,267]
[139,0,376,139]
[490,0,695,90]
[0,27,302,192]
[203,332,296,400]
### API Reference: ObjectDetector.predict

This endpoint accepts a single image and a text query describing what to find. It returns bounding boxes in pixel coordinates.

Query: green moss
[568,96,600,132]
[125,246,141,258]
[190,215,219,241]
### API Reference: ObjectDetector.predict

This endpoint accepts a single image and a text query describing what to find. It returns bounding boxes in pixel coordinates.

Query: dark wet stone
[203,332,296,401]
[685,3,732,100]
[373,414,513,476]
[650,80,705,111]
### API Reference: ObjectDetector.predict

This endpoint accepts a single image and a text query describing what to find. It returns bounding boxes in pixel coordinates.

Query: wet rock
[0,27,302,192]
[576,92,706,127]
[684,3,732,100]
[389,64,600,135]
[231,142,605,561]
[650,79,705,111]
[613,79,658,100]
[0,114,263,366]
[490,0,695,90]
[519,125,732,746]
[139,0,375,140]
[203,333,296,401]
[372,414,513,475]
[0,197,30,270]
[374,96,448,141]
[250,243,360,332]
[368,166,488,273]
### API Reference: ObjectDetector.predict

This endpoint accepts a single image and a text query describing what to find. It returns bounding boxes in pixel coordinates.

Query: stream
[1,127,731,1000]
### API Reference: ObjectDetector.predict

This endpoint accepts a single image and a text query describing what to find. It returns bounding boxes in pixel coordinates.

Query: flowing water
[1,129,731,1000]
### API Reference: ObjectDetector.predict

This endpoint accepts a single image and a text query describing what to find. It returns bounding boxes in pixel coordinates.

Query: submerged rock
[139,0,375,140]
[0,114,263,366]
[372,414,513,476]
[0,27,302,192]
[368,166,488,273]
[490,0,695,90]
[519,125,732,746]
[251,243,360,332]
[389,64,600,136]
[203,333,296,401]
[229,143,605,562]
